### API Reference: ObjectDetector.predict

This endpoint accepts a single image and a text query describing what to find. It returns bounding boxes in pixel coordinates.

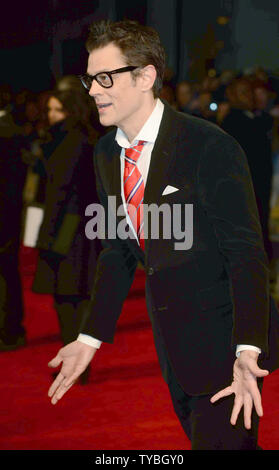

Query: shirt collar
[115,98,164,148]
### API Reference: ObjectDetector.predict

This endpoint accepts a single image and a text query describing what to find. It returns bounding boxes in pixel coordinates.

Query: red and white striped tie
[124,140,146,250]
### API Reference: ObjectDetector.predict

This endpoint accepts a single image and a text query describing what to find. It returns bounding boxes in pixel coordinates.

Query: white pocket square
[162,185,179,196]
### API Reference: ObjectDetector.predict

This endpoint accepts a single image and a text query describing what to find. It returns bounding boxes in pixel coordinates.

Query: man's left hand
[210,350,269,429]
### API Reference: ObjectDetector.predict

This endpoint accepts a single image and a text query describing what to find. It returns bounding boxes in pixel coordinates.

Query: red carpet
[0,246,278,450]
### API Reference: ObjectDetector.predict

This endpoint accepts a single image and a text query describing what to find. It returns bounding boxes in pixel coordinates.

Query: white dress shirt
[77,99,261,357]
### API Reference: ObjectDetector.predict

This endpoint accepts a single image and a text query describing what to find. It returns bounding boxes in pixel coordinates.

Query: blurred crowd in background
[1,65,279,360]
[161,66,279,266]
[0,75,103,366]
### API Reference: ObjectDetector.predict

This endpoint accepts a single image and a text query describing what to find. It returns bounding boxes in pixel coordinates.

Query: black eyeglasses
[78,66,139,90]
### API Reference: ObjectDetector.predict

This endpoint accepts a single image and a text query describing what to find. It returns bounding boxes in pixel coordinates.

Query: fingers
[238,352,269,379]
[47,363,85,404]
[48,372,76,405]
[47,342,96,405]
[51,381,74,405]
[64,366,85,387]
[225,381,263,429]
[230,396,243,426]
[243,394,253,429]
[231,390,262,429]
[48,371,65,399]
[48,353,62,369]
[210,357,267,430]
[249,381,263,418]
[248,362,269,378]
[210,386,233,403]
[230,395,254,429]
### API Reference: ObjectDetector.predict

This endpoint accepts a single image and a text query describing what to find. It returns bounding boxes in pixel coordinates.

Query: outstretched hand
[48,340,97,405]
[210,350,269,429]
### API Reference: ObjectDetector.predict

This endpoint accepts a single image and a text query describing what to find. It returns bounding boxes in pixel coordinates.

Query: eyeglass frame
[78,66,140,90]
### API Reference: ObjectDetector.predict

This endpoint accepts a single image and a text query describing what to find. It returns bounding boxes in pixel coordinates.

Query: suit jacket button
[148,267,154,275]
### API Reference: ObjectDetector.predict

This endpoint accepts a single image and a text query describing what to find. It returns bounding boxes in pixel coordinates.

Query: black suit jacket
[81,102,279,395]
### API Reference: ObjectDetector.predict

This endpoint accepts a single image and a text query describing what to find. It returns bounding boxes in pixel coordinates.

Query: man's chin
[99,116,115,127]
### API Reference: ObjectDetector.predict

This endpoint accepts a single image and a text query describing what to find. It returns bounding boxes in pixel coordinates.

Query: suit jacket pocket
[160,187,189,204]
[147,259,199,313]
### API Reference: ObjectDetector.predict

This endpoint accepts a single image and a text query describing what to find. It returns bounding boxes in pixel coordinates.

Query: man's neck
[121,96,157,143]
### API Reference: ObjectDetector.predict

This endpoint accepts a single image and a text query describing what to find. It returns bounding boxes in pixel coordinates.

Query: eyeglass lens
[81,73,112,90]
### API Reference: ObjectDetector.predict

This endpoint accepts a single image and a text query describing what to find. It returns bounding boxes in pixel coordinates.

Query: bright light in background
[217,16,229,25]
[210,102,218,111]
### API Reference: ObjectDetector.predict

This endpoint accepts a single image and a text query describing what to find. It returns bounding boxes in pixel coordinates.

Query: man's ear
[140,65,157,93]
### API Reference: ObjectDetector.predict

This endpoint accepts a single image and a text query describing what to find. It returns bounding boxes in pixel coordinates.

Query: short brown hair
[86,19,166,98]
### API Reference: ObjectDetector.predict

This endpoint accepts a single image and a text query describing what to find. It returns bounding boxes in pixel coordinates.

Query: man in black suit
[47,20,279,450]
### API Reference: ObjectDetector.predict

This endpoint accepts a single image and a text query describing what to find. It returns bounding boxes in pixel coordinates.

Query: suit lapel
[144,104,179,204]
[143,104,179,260]
[111,140,122,210]
[101,137,122,209]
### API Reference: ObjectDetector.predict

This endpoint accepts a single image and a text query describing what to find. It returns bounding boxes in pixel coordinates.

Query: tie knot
[125,140,146,165]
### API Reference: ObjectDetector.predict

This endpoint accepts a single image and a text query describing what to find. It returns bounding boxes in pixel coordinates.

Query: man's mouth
[97,103,112,109]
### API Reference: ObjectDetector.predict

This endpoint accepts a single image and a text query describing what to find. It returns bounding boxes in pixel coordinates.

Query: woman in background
[32,89,101,383]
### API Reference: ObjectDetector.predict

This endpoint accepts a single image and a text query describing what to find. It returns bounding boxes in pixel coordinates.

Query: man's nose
[89,79,103,97]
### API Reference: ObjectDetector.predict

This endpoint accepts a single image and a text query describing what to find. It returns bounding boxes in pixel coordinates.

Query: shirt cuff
[77,333,102,349]
[236,344,261,358]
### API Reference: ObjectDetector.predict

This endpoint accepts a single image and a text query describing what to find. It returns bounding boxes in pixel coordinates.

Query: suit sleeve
[197,131,270,355]
[79,142,138,343]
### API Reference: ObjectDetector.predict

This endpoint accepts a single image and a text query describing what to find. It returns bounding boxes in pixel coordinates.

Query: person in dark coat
[32,89,101,377]
[0,92,27,350]
[222,77,274,263]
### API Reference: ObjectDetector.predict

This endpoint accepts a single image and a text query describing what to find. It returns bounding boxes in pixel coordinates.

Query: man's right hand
[47,340,97,405]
